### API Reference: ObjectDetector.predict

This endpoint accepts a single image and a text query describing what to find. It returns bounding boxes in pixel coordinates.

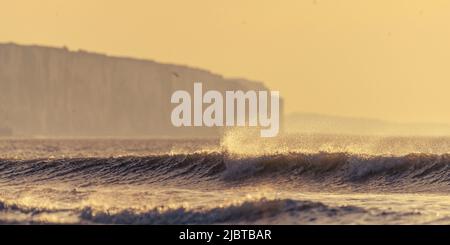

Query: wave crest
[79,198,366,224]
[1,152,450,191]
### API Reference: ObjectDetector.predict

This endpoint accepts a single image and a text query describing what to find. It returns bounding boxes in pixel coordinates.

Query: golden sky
[2,0,450,123]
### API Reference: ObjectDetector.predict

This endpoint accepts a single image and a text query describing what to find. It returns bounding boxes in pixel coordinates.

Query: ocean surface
[1,131,450,224]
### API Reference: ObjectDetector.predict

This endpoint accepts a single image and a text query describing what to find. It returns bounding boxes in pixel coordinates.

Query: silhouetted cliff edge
[0,43,270,138]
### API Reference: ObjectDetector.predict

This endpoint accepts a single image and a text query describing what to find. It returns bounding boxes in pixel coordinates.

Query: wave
[79,198,368,225]
[0,197,420,225]
[1,152,450,191]
[0,198,370,224]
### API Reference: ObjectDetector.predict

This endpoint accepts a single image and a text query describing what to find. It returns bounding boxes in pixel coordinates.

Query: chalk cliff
[0,43,271,138]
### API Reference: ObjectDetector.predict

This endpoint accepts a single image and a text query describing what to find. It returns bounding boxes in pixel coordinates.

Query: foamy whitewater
[1,131,450,224]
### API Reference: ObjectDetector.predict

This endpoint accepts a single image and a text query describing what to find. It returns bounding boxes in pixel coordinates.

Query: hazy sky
[2,0,450,123]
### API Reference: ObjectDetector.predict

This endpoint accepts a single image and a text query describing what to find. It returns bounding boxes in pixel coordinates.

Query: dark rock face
[0,43,268,138]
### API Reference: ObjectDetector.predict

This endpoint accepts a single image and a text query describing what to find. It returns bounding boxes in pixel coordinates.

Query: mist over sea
[1,131,450,224]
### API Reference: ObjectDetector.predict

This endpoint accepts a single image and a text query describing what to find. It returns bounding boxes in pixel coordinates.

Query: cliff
[0,43,270,138]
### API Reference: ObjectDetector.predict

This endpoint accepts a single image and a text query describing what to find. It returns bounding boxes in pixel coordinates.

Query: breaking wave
[79,198,367,224]
[0,197,421,225]
[1,152,450,192]
[0,198,379,225]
